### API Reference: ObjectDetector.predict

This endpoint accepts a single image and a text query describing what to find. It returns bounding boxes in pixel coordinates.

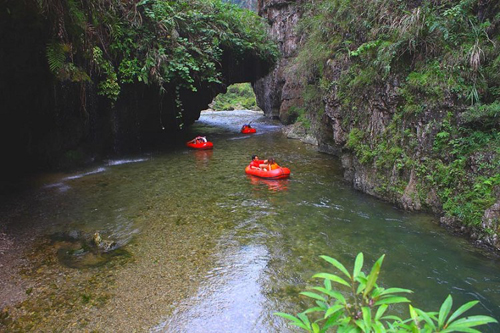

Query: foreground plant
[275,253,497,332]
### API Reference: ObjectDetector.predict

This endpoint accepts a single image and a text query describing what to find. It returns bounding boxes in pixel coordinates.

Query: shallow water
[2,110,500,331]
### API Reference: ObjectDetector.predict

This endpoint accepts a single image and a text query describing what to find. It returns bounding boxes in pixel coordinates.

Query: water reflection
[193,149,213,168]
[248,175,289,192]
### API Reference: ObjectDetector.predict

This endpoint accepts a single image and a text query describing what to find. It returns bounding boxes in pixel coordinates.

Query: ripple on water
[153,244,271,333]
[4,111,500,332]
[106,158,148,166]
[63,167,107,180]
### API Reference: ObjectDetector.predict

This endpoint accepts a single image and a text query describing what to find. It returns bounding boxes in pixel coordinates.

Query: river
[1,110,499,332]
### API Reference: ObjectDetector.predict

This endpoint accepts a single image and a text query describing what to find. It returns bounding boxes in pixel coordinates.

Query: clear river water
[1,110,500,332]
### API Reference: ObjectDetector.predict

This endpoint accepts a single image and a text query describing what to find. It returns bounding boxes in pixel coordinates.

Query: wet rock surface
[254,0,305,120]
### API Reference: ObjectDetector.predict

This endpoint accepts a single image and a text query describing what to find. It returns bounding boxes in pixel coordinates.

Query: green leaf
[304,307,326,314]
[313,273,351,287]
[312,287,347,304]
[440,328,481,333]
[446,315,498,329]
[355,319,367,331]
[46,41,66,73]
[298,312,312,329]
[362,307,372,331]
[364,254,384,298]
[446,300,479,325]
[414,308,437,330]
[382,315,405,322]
[301,291,327,302]
[373,320,386,333]
[315,300,329,310]
[323,311,343,330]
[438,295,453,328]
[320,255,352,279]
[324,304,344,318]
[311,286,332,295]
[378,288,413,296]
[375,304,388,321]
[374,296,411,306]
[353,253,364,279]
[356,276,367,294]
[409,304,419,325]
[325,278,332,291]
[274,312,310,330]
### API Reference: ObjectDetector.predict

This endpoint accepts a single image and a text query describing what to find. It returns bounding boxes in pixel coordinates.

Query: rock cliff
[254,0,305,122]
[255,0,500,250]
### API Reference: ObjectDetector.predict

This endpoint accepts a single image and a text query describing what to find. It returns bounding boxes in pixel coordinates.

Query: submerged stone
[49,232,128,269]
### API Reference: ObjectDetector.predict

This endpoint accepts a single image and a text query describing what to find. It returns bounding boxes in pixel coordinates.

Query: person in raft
[260,157,279,171]
[249,154,267,170]
[242,124,252,130]
[188,136,207,144]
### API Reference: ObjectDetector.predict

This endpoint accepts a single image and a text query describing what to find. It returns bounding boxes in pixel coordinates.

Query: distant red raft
[245,165,291,179]
[241,126,256,134]
[186,141,213,150]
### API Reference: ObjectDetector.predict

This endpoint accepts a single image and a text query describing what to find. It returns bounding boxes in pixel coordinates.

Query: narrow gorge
[0,0,499,248]
[1,1,500,330]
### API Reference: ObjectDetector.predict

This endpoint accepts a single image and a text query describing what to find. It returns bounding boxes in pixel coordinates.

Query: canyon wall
[255,0,500,250]
[253,0,305,122]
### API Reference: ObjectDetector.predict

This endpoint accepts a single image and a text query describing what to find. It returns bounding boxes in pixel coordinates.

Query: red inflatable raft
[245,165,290,179]
[241,126,256,134]
[186,141,213,150]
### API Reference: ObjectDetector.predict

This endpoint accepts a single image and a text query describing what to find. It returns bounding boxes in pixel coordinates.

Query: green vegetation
[291,0,500,230]
[224,0,257,11]
[42,0,278,109]
[276,253,497,332]
[211,83,260,110]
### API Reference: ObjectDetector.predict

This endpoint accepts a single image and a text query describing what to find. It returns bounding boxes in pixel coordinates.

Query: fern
[46,41,65,74]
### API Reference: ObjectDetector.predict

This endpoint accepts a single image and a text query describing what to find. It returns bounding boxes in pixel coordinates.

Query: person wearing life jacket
[260,158,279,171]
[188,136,207,144]
[249,154,267,169]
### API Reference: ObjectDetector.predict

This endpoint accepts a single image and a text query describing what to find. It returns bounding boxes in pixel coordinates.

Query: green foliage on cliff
[41,0,277,107]
[293,0,500,229]
[211,83,260,111]
[224,0,257,11]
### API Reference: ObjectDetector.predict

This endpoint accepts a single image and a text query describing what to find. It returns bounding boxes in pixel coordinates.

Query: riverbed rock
[282,123,318,145]
[92,232,117,252]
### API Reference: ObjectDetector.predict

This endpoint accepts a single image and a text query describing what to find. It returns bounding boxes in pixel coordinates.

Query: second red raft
[241,126,256,134]
[186,141,213,149]
[245,165,290,179]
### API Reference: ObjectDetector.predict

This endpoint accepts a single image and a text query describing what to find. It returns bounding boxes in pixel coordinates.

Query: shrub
[276,253,497,332]
[211,83,260,110]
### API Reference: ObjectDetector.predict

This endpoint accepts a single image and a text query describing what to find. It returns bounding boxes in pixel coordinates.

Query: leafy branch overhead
[42,0,278,102]
[276,253,497,332]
